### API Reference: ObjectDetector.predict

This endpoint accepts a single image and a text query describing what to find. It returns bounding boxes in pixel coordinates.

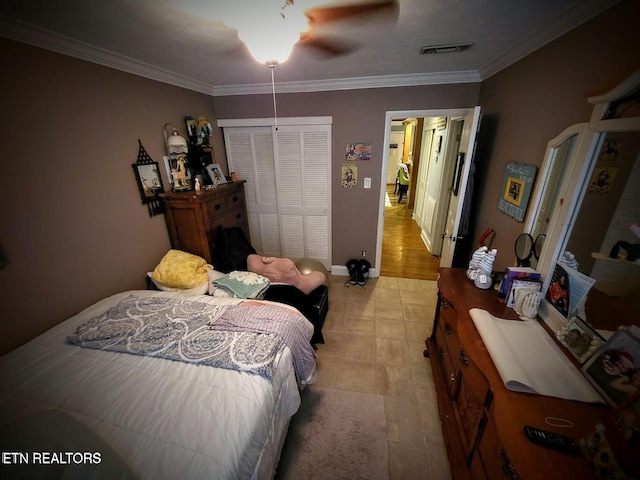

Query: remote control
[523,426,580,454]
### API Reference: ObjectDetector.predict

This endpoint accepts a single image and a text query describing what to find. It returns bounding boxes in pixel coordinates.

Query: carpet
[275,387,389,480]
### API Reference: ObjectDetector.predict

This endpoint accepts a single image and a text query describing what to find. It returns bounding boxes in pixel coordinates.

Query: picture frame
[497,162,538,222]
[132,162,164,203]
[206,163,227,185]
[582,327,640,406]
[163,154,191,191]
[556,316,605,364]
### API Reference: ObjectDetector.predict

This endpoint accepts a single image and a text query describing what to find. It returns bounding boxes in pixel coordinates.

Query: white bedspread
[0,291,314,479]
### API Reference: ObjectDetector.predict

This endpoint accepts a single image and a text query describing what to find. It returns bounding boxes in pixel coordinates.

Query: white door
[440,106,481,267]
[414,128,434,226]
[222,120,332,269]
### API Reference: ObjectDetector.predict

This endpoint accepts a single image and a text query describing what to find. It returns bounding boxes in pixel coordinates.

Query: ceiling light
[232,1,309,65]
[420,43,473,55]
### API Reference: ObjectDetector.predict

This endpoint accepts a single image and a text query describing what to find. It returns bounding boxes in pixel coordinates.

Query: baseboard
[330,265,378,278]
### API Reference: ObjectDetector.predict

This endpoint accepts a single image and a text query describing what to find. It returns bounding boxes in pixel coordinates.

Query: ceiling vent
[420,43,473,55]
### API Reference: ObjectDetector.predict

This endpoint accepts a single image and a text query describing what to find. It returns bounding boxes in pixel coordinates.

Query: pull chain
[270,65,279,131]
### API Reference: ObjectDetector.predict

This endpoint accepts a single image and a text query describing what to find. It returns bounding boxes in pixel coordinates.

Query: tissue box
[498,266,540,299]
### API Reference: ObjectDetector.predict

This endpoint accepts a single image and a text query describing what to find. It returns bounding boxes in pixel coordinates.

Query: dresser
[159,181,249,264]
[426,268,626,480]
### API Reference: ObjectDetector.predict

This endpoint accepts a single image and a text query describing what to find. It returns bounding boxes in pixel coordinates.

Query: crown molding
[212,70,481,96]
[0,15,216,95]
[1,15,480,97]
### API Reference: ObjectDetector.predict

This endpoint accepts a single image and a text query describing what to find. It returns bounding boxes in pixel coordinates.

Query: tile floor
[313,274,452,480]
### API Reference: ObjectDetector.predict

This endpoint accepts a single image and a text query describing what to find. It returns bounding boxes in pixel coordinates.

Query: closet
[219,117,332,269]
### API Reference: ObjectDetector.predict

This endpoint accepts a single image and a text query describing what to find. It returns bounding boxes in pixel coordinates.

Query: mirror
[528,70,640,333]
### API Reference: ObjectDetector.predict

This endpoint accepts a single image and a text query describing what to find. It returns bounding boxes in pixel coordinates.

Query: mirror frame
[525,70,640,332]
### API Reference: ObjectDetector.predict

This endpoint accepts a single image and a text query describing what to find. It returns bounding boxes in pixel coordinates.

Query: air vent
[420,43,473,55]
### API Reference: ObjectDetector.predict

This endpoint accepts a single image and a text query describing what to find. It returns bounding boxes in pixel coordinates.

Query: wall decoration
[163,154,191,191]
[498,162,538,222]
[346,143,372,161]
[342,164,358,188]
[132,139,165,217]
[588,166,617,193]
[206,163,227,185]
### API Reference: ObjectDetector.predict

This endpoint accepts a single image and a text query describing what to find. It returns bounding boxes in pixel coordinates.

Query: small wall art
[497,162,537,222]
[346,143,371,161]
[342,164,358,188]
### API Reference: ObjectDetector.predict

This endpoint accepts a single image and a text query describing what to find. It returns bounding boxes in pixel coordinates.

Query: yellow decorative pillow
[152,250,212,289]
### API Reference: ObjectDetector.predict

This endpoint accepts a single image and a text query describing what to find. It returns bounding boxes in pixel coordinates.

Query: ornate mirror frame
[526,69,640,332]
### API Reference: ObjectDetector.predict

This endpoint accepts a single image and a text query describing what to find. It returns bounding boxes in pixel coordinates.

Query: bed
[0,290,316,479]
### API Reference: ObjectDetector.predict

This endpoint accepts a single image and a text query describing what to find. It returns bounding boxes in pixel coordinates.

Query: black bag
[212,226,256,273]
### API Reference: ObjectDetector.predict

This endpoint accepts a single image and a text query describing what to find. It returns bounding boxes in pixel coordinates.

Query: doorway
[375,108,481,279]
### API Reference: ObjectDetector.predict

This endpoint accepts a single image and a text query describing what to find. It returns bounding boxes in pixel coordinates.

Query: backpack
[212,226,256,273]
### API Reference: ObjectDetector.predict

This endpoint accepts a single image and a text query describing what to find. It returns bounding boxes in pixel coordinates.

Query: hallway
[380,186,440,280]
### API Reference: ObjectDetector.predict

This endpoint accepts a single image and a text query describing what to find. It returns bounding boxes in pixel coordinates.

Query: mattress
[0,290,314,479]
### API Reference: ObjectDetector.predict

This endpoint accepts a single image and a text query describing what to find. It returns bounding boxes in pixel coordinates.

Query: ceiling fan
[298,0,400,57]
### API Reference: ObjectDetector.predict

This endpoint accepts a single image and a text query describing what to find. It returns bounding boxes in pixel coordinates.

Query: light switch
[364,177,371,188]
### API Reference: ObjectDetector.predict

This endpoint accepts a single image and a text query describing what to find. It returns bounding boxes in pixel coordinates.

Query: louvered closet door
[274,125,331,268]
[223,122,332,269]
[224,127,281,257]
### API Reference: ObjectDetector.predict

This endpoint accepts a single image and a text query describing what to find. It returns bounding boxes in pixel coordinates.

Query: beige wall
[214,84,481,266]
[476,0,640,272]
[0,39,221,354]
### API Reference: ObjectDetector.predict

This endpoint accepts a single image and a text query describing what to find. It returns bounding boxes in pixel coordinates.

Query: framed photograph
[206,163,227,185]
[132,162,164,202]
[582,327,640,406]
[556,316,605,364]
[163,154,191,191]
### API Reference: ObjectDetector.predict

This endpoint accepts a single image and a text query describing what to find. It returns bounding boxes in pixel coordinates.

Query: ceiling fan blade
[304,0,399,26]
[298,32,357,57]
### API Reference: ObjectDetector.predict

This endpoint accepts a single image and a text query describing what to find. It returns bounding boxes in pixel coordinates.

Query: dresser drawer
[210,206,248,235]
[435,314,463,397]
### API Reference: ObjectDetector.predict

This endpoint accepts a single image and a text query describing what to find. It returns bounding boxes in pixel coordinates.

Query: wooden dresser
[159,181,249,263]
[426,268,622,480]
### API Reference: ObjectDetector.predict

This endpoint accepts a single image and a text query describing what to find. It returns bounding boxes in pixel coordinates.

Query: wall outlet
[361,250,366,257]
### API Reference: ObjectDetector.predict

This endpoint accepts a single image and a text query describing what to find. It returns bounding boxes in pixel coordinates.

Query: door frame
[375,108,478,277]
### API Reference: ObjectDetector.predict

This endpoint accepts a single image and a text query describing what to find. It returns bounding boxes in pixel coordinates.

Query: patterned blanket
[209,304,316,383]
[66,296,286,380]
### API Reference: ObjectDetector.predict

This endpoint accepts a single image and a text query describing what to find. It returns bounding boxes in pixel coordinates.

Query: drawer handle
[236,213,242,219]
[459,349,470,367]
[214,204,222,211]
[500,449,520,480]
[444,324,452,335]
[449,373,455,383]
[440,299,448,310]
[231,196,239,203]
[439,347,446,360]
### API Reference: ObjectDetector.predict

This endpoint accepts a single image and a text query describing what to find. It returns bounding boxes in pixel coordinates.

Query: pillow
[151,249,211,289]
[147,272,208,296]
[213,271,271,299]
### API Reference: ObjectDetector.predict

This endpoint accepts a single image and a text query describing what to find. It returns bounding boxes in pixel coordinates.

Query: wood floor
[381,186,440,280]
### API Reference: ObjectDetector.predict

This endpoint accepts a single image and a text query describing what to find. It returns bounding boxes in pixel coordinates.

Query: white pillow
[147,272,208,296]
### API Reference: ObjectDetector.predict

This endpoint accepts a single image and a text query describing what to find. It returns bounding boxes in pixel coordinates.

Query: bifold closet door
[223,123,332,269]
[274,125,331,268]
